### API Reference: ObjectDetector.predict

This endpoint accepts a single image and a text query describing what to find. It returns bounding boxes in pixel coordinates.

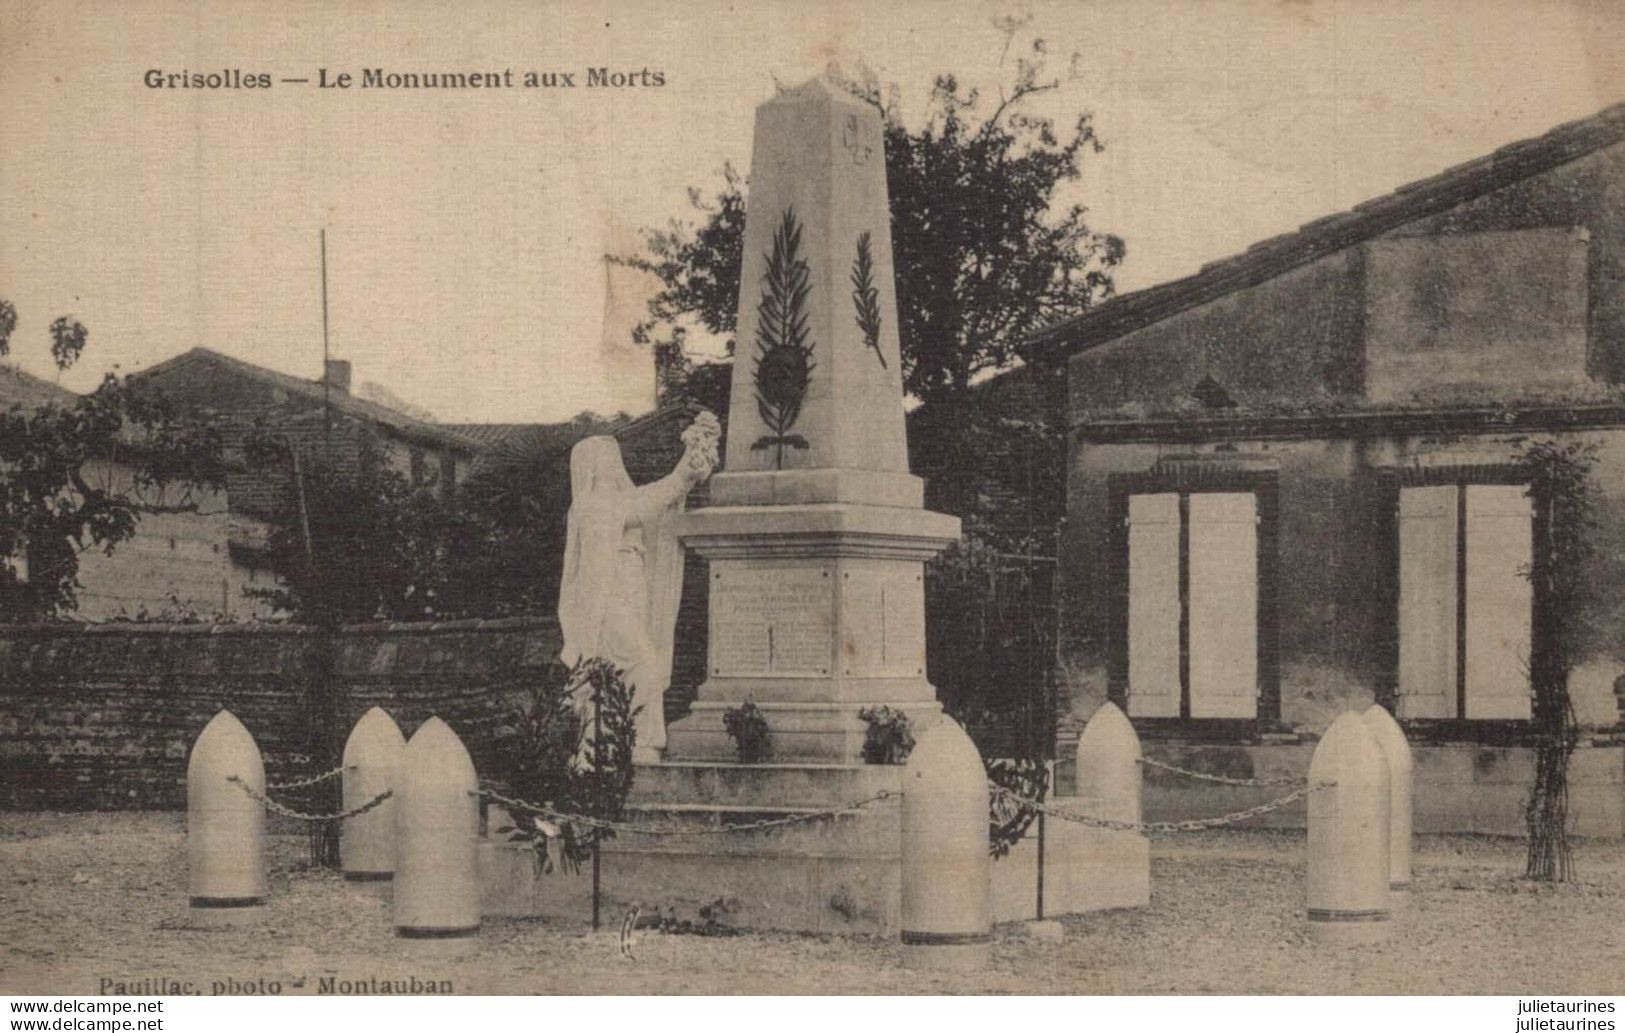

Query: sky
[2,0,1623,423]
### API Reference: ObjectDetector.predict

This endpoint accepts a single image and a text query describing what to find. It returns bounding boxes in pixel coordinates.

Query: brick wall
[0,617,560,810]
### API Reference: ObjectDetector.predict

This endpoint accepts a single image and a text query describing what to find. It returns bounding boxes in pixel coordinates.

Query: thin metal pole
[1034,535,1046,921]
[320,228,331,434]
[591,675,602,931]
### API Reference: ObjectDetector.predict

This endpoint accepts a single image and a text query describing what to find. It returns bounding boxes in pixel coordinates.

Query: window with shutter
[1188,492,1258,718]
[1127,493,1180,717]
[1395,481,1532,721]
[1464,485,1533,720]
[1397,485,1458,719]
[1123,489,1260,721]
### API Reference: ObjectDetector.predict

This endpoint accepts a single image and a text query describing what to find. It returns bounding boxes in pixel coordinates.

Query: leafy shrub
[722,701,771,763]
[490,656,640,874]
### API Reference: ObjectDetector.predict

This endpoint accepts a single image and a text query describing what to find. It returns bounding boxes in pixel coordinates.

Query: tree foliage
[0,304,229,622]
[245,429,462,625]
[247,412,630,625]
[0,300,16,357]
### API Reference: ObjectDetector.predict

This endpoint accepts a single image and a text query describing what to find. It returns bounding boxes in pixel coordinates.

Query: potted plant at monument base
[857,706,915,765]
[722,701,772,763]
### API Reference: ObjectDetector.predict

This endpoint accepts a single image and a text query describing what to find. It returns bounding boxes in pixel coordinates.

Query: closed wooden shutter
[1464,484,1533,720]
[1188,492,1258,718]
[1397,485,1458,719]
[1126,492,1180,717]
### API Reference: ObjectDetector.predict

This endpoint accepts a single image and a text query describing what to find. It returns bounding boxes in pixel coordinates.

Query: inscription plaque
[711,565,833,677]
[841,565,926,677]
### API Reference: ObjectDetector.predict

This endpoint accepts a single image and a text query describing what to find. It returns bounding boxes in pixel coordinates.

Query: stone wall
[1068,251,1366,420]
[1363,228,1591,404]
[1066,141,1625,421]
[0,617,560,810]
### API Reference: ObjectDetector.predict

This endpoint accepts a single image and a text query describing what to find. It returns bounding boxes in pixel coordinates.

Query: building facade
[1,364,237,621]
[1034,103,1625,835]
[132,348,485,618]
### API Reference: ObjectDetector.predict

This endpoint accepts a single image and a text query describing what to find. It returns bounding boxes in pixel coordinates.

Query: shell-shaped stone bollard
[1307,711,1392,944]
[187,709,267,916]
[901,714,990,968]
[393,717,480,941]
[340,706,406,882]
[1076,700,1141,824]
[1362,703,1414,910]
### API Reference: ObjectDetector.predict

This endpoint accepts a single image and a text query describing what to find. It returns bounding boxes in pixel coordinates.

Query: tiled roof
[0,364,78,409]
[439,423,547,448]
[1030,100,1625,358]
[132,348,488,453]
[462,402,703,477]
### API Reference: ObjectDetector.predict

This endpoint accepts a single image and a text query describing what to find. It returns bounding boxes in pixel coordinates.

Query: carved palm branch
[751,207,815,468]
[850,231,885,368]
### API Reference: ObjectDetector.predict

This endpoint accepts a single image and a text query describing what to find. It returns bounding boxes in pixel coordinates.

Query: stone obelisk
[667,78,960,761]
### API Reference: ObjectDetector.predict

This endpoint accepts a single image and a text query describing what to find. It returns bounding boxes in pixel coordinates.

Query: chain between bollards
[1136,756,1310,788]
[227,776,392,822]
[991,781,1336,833]
[233,773,1330,835]
[474,785,895,836]
[266,766,350,791]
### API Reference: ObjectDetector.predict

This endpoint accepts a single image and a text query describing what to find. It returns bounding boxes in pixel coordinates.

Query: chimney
[324,359,352,394]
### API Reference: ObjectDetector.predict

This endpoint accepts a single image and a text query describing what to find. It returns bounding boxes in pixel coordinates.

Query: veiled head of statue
[569,436,632,496]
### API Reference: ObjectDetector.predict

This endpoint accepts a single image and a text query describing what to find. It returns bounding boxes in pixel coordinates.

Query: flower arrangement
[857,706,915,765]
[722,700,771,764]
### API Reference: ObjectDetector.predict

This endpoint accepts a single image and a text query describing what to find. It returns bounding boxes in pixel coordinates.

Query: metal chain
[991,781,1334,833]
[1136,756,1307,788]
[475,785,894,837]
[229,768,1326,836]
[266,766,348,791]
[227,776,393,822]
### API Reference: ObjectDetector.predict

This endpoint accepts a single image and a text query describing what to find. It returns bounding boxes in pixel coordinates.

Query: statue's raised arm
[557,410,719,762]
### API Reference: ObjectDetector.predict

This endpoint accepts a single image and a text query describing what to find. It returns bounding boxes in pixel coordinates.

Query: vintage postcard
[2,0,1623,1013]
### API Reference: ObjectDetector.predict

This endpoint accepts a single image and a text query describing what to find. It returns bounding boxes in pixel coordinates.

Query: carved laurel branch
[851,231,886,368]
[750,207,816,468]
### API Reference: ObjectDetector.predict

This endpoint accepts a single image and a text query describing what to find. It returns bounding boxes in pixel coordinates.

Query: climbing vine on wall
[750,208,815,468]
[1517,438,1600,882]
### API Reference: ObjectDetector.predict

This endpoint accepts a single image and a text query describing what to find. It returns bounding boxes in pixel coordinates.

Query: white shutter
[1188,492,1258,718]
[1397,485,1458,719]
[1464,484,1533,720]
[1126,493,1180,717]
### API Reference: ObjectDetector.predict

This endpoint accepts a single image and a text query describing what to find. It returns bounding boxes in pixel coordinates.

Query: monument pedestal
[666,495,958,764]
[587,494,955,935]
[489,761,908,934]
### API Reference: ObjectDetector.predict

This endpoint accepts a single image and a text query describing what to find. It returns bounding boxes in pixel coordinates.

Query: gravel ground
[1,812,1621,995]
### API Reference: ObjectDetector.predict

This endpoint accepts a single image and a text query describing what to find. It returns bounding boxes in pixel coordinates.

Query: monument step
[612,797,901,858]
[692,675,939,705]
[664,700,941,763]
[491,840,901,935]
[629,760,901,808]
[665,727,855,763]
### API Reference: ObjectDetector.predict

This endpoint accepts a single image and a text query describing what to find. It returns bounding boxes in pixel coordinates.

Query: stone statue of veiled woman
[558,414,718,762]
